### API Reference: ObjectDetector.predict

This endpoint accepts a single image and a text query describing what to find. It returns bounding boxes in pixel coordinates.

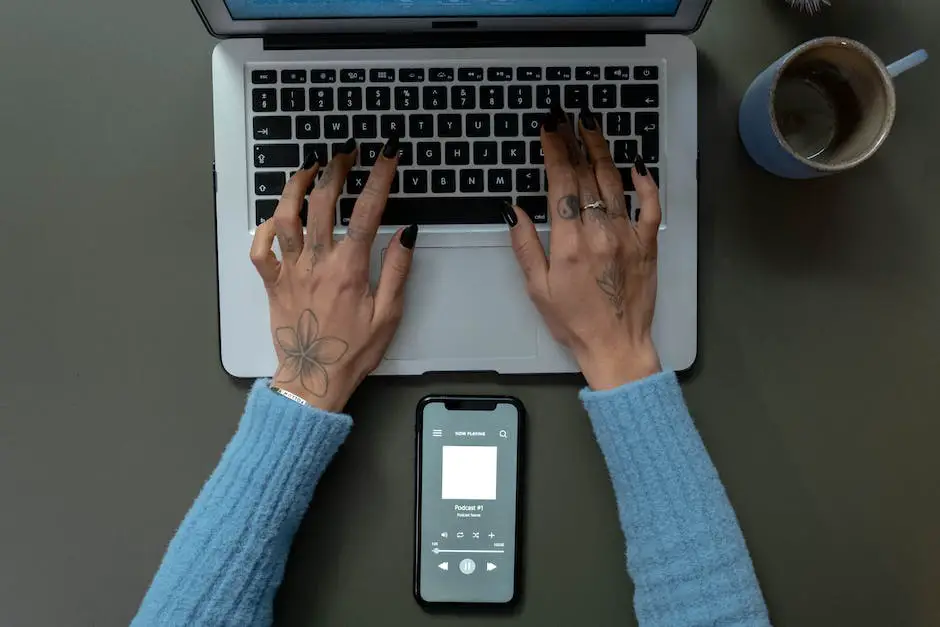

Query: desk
[0,0,937,624]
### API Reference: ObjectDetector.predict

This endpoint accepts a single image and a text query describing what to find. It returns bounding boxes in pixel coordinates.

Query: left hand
[250,137,417,412]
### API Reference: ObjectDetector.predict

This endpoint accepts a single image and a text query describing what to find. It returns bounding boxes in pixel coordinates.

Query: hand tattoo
[596,261,626,319]
[557,195,580,220]
[316,165,335,188]
[309,217,324,269]
[274,309,348,397]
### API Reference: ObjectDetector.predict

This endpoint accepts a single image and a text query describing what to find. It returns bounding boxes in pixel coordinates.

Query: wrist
[272,380,350,413]
[578,341,662,391]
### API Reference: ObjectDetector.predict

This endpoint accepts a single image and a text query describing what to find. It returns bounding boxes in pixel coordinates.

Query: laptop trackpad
[386,246,539,362]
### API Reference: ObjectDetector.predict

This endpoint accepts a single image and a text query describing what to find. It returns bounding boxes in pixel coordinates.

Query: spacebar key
[339,196,511,226]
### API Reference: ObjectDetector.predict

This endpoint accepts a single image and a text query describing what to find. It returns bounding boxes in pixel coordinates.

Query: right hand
[506,107,663,390]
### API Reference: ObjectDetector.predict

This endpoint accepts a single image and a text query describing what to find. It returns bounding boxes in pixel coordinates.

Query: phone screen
[415,397,522,605]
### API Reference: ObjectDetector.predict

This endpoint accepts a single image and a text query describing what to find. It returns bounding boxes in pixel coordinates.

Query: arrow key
[621,84,658,108]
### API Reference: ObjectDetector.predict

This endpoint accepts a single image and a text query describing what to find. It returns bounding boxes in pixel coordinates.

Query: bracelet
[269,384,311,409]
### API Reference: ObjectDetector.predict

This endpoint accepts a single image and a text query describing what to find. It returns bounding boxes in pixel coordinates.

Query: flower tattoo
[274,309,349,398]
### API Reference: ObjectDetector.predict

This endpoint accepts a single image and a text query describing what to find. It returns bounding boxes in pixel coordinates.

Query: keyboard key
[394,86,419,110]
[438,114,462,137]
[310,69,337,83]
[606,112,631,136]
[605,66,630,80]
[403,170,427,193]
[353,115,378,138]
[360,142,383,166]
[564,85,588,109]
[517,67,542,81]
[338,87,362,111]
[488,169,512,192]
[341,69,366,83]
[466,114,490,137]
[251,70,277,84]
[398,68,424,82]
[397,142,414,165]
[635,66,659,80]
[618,167,634,191]
[593,85,617,109]
[452,85,476,109]
[252,89,276,112]
[254,171,285,196]
[431,170,456,193]
[423,86,447,110]
[417,142,441,165]
[371,68,396,82]
[339,195,513,225]
[516,168,540,192]
[480,86,504,109]
[389,172,401,194]
[536,85,560,109]
[515,196,549,223]
[458,67,484,81]
[445,141,470,165]
[410,114,434,138]
[459,169,484,192]
[256,199,278,224]
[281,69,307,84]
[324,115,349,139]
[331,142,355,157]
[522,113,542,137]
[508,85,533,109]
[380,114,405,138]
[621,84,659,108]
[280,88,305,112]
[494,113,519,137]
[429,68,454,82]
[309,88,334,111]
[546,67,572,81]
[473,141,498,165]
[576,66,601,81]
[302,143,328,167]
[501,141,525,164]
[366,87,391,110]
[529,140,544,164]
[487,67,513,81]
[636,112,659,162]
[295,116,319,139]
[254,144,298,168]
[254,116,291,140]
[347,170,369,195]
[649,166,660,185]
[613,139,638,163]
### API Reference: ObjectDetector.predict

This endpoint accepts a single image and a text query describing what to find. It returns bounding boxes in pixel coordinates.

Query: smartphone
[414,395,524,606]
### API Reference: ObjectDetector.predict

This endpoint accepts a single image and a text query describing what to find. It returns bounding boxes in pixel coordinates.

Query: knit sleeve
[580,372,771,627]
[132,380,352,627]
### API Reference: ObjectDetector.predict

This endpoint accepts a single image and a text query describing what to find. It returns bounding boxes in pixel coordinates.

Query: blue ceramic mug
[739,37,927,179]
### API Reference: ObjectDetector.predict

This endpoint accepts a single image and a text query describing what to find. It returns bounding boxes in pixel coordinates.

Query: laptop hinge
[263,31,646,51]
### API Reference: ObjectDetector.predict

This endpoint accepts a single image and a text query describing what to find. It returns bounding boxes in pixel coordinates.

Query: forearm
[581,372,771,627]
[132,380,352,627]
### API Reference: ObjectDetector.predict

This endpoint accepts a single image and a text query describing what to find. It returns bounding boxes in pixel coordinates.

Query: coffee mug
[739,37,927,179]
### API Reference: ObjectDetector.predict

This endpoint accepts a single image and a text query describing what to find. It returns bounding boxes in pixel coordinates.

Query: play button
[438,562,448,571]
[486,562,497,572]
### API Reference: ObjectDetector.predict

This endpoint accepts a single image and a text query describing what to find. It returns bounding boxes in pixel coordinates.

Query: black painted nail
[301,150,318,170]
[634,155,648,176]
[382,132,400,159]
[337,137,357,155]
[550,104,567,125]
[501,201,518,228]
[400,223,418,249]
[579,107,597,131]
[542,112,559,133]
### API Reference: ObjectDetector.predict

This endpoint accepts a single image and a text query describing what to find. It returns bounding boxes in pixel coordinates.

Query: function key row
[251,65,660,85]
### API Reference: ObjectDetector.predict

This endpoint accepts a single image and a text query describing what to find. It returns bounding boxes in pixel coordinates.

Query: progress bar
[432,548,506,554]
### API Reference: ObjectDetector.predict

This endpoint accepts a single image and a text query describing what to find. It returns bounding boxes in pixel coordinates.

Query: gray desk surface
[1,0,938,625]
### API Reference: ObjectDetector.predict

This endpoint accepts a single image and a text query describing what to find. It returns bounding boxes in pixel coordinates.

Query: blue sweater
[133,373,770,626]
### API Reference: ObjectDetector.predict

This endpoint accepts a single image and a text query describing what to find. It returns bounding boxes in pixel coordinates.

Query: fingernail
[382,132,400,159]
[400,223,418,249]
[579,107,597,131]
[550,104,567,125]
[542,112,559,133]
[634,155,648,176]
[301,150,318,170]
[337,137,357,155]
[501,201,518,228]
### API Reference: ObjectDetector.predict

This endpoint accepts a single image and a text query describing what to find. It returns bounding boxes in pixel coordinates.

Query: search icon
[498,430,508,439]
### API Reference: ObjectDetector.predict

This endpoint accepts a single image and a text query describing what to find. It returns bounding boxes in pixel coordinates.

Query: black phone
[414,395,524,606]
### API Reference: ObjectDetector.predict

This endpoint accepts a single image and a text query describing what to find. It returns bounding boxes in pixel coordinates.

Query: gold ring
[581,200,608,212]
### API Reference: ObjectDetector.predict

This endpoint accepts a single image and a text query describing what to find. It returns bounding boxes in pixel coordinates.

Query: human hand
[505,107,662,390]
[250,137,418,412]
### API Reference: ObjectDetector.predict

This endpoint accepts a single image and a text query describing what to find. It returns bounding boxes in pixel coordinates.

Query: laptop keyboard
[248,63,661,228]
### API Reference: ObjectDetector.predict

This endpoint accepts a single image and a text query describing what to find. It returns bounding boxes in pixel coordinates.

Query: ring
[581,200,608,212]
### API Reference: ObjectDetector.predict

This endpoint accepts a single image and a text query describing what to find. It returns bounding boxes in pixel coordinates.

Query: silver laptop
[197,0,706,377]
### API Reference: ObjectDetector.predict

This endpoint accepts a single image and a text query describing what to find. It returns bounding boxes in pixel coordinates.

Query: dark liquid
[775,61,863,161]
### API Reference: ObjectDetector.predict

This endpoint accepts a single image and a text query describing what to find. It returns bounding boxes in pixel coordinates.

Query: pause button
[459,558,476,575]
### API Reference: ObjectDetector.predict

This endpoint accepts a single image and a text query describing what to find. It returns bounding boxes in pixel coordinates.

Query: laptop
[195,0,706,377]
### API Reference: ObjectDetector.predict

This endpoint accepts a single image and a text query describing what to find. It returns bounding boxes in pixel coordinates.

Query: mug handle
[887,49,929,79]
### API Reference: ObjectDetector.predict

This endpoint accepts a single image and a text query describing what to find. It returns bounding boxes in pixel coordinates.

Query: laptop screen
[223,0,683,20]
